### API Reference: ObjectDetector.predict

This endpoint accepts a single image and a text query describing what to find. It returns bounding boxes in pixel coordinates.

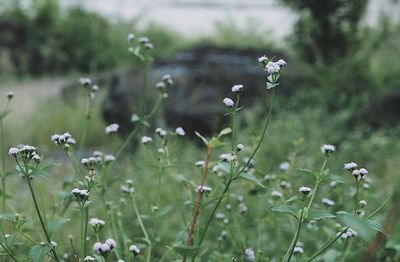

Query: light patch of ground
[0,77,69,121]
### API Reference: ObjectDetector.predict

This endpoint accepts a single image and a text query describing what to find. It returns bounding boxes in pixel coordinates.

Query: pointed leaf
[173,244,199,257]
[48,218,70,236]
[309,209,336,220]
[30,243,53,262]
[271,205,297,218]
[337,211,377,242]
[238,173,265,188]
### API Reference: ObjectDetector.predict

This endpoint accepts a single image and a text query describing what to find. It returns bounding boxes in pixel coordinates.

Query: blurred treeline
[0,0,182,77]
[1,0,400,118]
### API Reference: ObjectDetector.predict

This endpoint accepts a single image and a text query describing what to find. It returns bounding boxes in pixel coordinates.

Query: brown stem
[183,144,212,262]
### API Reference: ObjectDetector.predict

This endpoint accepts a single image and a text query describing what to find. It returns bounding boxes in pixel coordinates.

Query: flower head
[175,127,185,136]
[129,245,141,256]
[8,147,19,157]
[105,123,119,134]
[231,84,243,93]
[279,162,290,171]
[141,136,153,144]
[320,144,336,155]
[344,162,357,171]
[245,248,256,261]
[223,98,235,108]
[127,33,135,43]
[299,186,312,196]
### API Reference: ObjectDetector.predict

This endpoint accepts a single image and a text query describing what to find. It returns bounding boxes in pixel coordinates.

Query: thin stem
[0,241,18,261]
[306,227,349,262]
[306,158,327,210]
[131,195,151,259]
[183,145,212,262]
[84,207,89,257]
[192,88,277,261]
[367,191,394,219]
[0,116,6,211]
[354,181,360,214]
[26,178,60,261]
[79,95,92,152]
[283,208,304,262]
[191,178,232,262]
[65,151,85,184]
[236,87,276,177]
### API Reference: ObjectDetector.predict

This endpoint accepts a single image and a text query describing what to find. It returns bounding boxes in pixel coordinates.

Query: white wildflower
[8,147,19,156]
[321,198,335,207]
[105,123,119,134]
[223,98,235,108]
[175,127,185,136]
[299,186,312,196]
[344,162,357,171]
[141,136,153,144]
[320,144,336,154]
[245,248,256,261]
[231,84,243,93]
[129,245,141,255]
[279,162,290,171]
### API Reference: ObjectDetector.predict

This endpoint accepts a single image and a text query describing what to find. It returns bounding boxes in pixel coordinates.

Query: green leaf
[48,218,70,237]
[237,173,265,188]
[173,243,199,257]
[309,209,336,220]
[209,137,225,149]
[297,169,316,177]
[287,195,300,202]
[266,82,279,89]
[336,211,377,242]
[271,205,298,218]
[30,243,53,262]
[324,173,345,183]
[194,131,208,146]
[367,219,385,233]
[93,253,105,262]
[217,127,232,138]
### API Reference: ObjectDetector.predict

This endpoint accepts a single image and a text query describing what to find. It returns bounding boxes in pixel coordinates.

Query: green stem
[354,181,360,214]
[131,196,151,259]
[192,88,276,261]
[367,191,394,219]
[26,178,60,261]
[283,208,304,262]
[306,227,349,262]
[236,87,276,177]
[79,95,92,152]
[306,158,327,210]
[0,241,17,261]
[84,207,89,257]
[0,117,6,212]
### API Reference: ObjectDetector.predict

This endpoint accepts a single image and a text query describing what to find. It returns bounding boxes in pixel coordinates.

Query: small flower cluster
[121,179,135,195]
[51,132,76,149]
[8,145,40,165]
[81,151,115,170]
[338,228,358,240]
[245,248,256,261]
[156,74,174,96]
[344,162,369,182]
[71,188,89,202]
[105,123,119,134]
[93,238,117,257]
[129,245,141,256]
[223,84,243,109]
[320,144,336,155]
[127,33,154,62]
[258,55,287,89]
[79,77,99,98]
[299,186,312,197]
[89,217,105,232]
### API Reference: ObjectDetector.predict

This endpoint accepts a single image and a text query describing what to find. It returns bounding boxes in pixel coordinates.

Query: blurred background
[1,0,400,260]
